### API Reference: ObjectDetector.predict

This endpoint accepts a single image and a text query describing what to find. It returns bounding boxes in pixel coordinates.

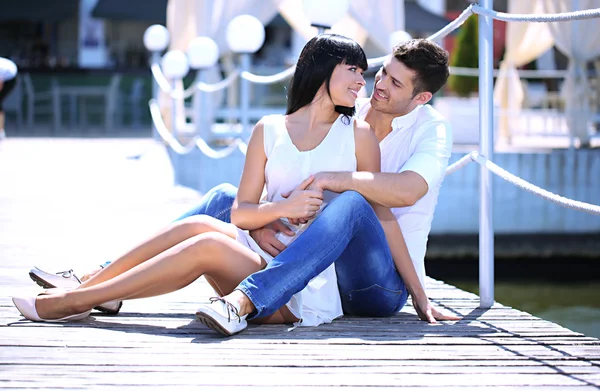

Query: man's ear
[415,91,433,105]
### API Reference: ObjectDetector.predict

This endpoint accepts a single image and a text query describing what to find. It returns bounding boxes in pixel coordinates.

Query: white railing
[148,2,600,309]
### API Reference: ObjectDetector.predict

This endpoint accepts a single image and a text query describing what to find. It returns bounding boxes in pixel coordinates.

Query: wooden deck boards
[1,138,599,389]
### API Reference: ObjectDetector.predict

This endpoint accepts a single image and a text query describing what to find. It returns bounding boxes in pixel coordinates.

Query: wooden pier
[1,138,599,389]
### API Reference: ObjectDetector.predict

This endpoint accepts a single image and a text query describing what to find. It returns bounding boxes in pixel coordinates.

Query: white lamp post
[388,31,412,51]
[161,50,190,138]
[187,37,219,70]
[226,15,265,135]
[303,0,350,34]
[187,36,220,141]
[143,24,170,139]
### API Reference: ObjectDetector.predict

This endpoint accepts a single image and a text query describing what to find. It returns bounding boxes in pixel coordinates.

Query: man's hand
[249,219,294,257]
[412,296,461,324]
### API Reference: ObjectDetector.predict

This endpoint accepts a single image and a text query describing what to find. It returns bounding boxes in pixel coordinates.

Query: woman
[12,35,400,330]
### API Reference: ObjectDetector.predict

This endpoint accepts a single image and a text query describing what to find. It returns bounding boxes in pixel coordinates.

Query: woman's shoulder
[259,114,285,125]
[352,118,375,141]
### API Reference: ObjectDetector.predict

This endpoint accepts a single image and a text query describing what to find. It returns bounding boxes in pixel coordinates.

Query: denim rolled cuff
[235,286,262,320]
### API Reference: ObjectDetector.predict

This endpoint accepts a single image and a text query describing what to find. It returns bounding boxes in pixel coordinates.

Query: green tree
[448,15,479,97]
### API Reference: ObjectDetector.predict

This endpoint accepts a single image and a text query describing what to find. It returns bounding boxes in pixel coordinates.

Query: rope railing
[241,66,296,84]
[445,152,600,216]
[149,99,248,158]
[471,3,600,22]
[428,4,475,42]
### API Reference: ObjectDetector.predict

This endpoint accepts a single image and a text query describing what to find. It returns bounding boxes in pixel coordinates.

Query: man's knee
[207,183,237,201]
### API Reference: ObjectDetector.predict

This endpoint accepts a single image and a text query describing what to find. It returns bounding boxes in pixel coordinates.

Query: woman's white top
[236,113,357,327]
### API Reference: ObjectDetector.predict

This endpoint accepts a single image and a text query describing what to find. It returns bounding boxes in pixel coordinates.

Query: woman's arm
[231,119,323,230]
[231,120,279,230]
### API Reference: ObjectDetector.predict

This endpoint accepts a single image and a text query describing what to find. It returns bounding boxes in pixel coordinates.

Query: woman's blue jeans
[237,190,408,319]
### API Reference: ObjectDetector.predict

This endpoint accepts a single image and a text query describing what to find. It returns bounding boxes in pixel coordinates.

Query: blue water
[448,281,600,338]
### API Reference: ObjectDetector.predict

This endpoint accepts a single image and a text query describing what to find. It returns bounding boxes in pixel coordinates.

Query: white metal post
[151,51,161,140]
[171,80,178,140]
[240,54,251,135]
[193,69,207,139]
[478,0,495,308]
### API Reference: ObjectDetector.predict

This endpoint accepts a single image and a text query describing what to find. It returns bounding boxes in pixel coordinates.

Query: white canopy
[494,0,600,146]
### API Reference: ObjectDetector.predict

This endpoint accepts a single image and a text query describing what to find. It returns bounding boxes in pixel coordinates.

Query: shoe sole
[29,272,122,315]
[195,311,244,337]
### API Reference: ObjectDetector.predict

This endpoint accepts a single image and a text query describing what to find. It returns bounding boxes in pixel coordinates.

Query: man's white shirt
[355,98,453,285]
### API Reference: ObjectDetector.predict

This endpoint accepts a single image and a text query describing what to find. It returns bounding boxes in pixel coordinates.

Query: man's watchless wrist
[314,172,331,190]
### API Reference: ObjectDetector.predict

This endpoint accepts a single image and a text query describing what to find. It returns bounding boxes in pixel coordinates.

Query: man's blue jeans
[174,183,237,223]
[237,190,408,318]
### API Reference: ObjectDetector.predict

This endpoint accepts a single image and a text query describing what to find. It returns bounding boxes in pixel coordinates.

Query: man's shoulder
[413,105,451,136]
[416,104,448,126]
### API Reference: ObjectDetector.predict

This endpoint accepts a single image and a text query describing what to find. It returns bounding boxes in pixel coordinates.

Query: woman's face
[327,63,366,107]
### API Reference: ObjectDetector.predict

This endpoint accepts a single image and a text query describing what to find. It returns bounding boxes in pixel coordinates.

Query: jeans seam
[343,284,405,296]
[214,206,232,220]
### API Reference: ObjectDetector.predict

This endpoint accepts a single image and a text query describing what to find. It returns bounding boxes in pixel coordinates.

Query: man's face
[369,57,420,117]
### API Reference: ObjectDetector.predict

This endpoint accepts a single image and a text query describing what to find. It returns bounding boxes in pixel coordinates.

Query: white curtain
[348,0,400,52]
[542,0,600,146]
[493,0,554,142]
[277,0,368,47]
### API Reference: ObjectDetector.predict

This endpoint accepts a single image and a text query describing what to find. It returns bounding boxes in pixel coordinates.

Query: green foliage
[448,15,479,97]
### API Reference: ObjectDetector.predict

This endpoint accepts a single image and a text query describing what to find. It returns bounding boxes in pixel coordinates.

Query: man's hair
[392,39,449,97]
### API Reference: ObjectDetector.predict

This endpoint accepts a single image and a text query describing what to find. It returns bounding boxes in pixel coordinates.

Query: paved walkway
[1,138,599,390]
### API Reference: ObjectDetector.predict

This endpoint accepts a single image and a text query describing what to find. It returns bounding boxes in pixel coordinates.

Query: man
[30,39,459,331]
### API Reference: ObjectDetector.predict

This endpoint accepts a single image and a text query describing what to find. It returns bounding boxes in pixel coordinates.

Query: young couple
[15,34,459,336]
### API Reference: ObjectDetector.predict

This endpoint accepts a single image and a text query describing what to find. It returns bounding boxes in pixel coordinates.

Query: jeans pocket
[342,284,408,317]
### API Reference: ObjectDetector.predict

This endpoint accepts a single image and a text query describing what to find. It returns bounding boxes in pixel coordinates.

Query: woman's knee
[185,231,232,258]
[176,215,223,237]
[329,191,372,216]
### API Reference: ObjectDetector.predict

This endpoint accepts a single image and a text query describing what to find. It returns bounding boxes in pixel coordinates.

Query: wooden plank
[0,372,591,387]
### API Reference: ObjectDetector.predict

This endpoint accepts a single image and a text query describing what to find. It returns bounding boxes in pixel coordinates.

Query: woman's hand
[279,176,324,221]
[412,296,462,323]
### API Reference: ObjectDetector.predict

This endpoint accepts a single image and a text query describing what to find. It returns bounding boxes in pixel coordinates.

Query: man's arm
[314,121,452,208]
[314,171,427,208]
[373,204,460,322]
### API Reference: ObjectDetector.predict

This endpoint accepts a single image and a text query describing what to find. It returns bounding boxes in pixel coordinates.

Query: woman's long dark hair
[286,34,367,121]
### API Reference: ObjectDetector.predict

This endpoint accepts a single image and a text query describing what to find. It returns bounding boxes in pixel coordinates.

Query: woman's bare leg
[35,232,298,324]
[79,216,237,289]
